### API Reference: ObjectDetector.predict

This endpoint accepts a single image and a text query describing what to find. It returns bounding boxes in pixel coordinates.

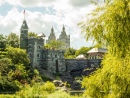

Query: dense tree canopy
[80,0,130,57]
[0,34,7,50]
[7,47,30,66]
[45,40,64,50]
[75,46,92,57]
[80,0,130,97]
[28,32,38,38]
[7,33,19,48]
[64,48,77,59]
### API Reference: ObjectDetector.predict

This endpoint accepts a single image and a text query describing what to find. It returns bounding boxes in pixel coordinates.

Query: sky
[0,0,103,49]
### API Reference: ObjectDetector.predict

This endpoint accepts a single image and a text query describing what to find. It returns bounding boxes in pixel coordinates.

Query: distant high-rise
[47,25,70,50]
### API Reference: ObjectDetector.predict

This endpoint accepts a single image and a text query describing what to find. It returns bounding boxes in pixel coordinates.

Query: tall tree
[7,47,30,66]
[7,33,19,48]
[80,0,130,97]
[64,47,76,59]
[0,34,7,50]
[75,46,92,57]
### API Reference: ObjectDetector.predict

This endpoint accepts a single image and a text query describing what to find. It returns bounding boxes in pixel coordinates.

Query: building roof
[21,20,29,30]
[38,33,46,37]
[76,54,86,59]
[87,48,107,53]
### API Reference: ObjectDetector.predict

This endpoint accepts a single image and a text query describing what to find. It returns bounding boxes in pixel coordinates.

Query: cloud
[0,8,23,35]
[0,0,5,6]
[5,0,58,7]
[0,0,98,49]
[69,0,92,7]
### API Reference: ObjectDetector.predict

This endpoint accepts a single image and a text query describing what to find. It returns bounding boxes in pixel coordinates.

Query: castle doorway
[55,59,59,73]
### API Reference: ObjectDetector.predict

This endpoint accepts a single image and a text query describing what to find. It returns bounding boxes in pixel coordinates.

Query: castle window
[37,46,41,50]
[21,31,24,34]
[37,52,40,58]
[55,54,57,58]
[44,53,47,58]
[28,52,32,58]
[29,44,32,48]
[59,54,61,58]
[51,53,52,57]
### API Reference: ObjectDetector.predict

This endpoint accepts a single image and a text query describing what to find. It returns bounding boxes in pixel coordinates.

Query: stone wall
[43,49,66,74]
[65,59,102,72]
[28,38,44,68]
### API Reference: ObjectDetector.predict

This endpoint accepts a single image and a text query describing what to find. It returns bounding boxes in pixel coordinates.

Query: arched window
[44,53,47,58]
[55,54,57,58]
[28,52,32,58]
[37,52,40,58]
[29,44,32,48]
[21,31,24,34]
[51,53,52,57]
[37,46,41,50]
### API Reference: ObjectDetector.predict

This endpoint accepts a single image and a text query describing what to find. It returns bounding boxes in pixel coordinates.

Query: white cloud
[0,8,22,35]
[0,0,98,49]
[0,0,5,6]
[5,0,58,7]
[69,0,91,7]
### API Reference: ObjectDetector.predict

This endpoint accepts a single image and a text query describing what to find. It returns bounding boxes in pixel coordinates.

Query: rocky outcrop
[37,67,56,80]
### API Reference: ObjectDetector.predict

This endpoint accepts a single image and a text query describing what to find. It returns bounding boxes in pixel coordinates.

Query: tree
[75,46,92,57]
[80,0,130,97]
[7,47,30,66]
[64,47,76,59]
[7,33,19,48]
[28,32,38,38]
[45,40,64,50]
[0,58,19,92]
[80,0,130,58]
[0,34,7,50]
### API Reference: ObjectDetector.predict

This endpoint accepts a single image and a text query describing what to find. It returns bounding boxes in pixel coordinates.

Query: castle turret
[58,25,70,50]
[60,25,67,37]
[46,26,56,44]
[20,20,29,50]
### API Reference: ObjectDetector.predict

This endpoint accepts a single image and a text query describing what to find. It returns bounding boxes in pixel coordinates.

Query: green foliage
[28,32,38,38]
[48,90,70,98]
[16,82,56,98]
[0,47,42,92]
[0,58,19,92]
[64,48,76,59]
[82,53,130,98]
[80,0,130,98]
[7,33,19,48]
[80,0,130,58]
[45,40,64,50]
[75,46,92,57]
[7,47,29,66]
[0,34,7,51]
[42,81,56,92]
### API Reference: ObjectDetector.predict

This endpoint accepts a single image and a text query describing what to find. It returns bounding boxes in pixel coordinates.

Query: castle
[20,19,105,74]
[20,20,69,74]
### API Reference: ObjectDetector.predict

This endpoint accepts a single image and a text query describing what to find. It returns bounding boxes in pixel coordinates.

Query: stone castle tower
[58,25,70,49]
[46,25,70,50]
[46,26,56,44]
[20,20,29,51]
[20,19,66,74]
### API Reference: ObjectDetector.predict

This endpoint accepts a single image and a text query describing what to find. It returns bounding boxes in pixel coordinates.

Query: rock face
[37,67,56,80]
[61,68,96,90]
[71,81,81,90]
[61,72,74,85]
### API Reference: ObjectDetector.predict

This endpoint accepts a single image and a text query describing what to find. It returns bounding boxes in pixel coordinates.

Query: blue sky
[0,0,102,49]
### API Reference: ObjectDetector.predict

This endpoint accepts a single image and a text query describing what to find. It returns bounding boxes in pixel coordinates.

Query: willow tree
[80,0,130,98]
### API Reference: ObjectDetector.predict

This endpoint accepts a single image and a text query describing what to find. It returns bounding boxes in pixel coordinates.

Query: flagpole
[23,10,25,20]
